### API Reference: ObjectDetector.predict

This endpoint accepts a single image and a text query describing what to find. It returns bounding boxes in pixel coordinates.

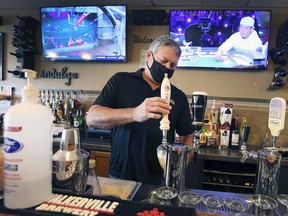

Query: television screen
[169,10,272,70]
[40,5,127,62]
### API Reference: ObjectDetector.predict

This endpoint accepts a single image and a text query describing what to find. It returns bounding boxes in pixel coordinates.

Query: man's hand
[215,49,223,61]
[132,97,172,122]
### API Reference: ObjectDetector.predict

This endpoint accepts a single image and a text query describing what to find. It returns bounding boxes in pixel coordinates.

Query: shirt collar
[132,68,145,80]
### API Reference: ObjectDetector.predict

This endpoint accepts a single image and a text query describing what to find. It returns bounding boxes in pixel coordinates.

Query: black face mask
[147,52,175,84]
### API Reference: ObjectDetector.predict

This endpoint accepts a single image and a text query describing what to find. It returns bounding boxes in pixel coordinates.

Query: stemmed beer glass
[155,186,178,206]
[202,193,224,214]
[224,197,251,216]
[178,191,202,210]
[251,194,278,216]
[277,194,288,216]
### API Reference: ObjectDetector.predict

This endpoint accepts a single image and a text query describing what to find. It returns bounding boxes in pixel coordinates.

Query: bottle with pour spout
[3,69,53,208]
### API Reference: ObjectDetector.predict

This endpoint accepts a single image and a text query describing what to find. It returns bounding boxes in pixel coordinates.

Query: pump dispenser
[22,69,38,102]
[4,69,53,209]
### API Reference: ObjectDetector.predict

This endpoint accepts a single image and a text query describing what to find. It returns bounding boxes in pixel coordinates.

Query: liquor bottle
[63,94,71,123]
[56,100,64,121]
[210,99,219,123]
[220,129,229,148]
[45,100,52,113]
[53,108,60,124]
[220,120,230,148]
[74,109,85,133]
[86,159,102,195]
[229,116,240,149]
[199,124,207,147]
[207,123,218,147]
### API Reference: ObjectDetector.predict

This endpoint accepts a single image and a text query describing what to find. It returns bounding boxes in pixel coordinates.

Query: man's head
[146,35,181,84]
[239,16,255,39]
[149,35,182,59]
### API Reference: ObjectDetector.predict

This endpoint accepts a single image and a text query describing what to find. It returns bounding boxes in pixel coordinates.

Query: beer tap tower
[241,97,286,199]
[157,74,190,194]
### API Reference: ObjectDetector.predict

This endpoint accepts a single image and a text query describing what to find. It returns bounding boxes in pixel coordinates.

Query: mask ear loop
[150,50,155,59]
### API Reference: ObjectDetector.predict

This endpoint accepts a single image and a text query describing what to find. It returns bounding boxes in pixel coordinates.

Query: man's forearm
[86,105,135,129]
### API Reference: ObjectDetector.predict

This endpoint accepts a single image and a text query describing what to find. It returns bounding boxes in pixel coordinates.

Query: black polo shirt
[93,69,193,185]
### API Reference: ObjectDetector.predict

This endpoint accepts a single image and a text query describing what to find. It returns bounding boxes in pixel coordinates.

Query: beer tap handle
[240,125,250,152]
[268,97,286,149]
[160,73,171,143]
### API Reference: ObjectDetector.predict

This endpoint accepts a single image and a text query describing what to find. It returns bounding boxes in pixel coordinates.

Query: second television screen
[169,10,272,70]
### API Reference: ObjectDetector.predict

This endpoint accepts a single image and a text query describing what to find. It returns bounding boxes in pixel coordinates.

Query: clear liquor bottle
[86,159,102,195]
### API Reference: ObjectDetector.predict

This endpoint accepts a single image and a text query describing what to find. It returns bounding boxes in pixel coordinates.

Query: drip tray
[195,200,283,216]
[98,177,142,200]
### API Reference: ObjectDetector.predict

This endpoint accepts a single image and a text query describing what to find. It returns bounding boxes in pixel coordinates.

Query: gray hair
[149,35,182,58]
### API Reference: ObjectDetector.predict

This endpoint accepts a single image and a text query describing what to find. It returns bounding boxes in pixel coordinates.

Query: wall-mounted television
[169,10,272,70]
[40,5,127,62]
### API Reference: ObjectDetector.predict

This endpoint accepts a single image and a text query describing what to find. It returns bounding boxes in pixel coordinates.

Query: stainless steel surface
[52,128,90,195]
[255,150,282,200]
[59,128,81,152]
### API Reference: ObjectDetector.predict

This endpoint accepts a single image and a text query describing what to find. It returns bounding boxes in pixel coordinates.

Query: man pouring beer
[86,35,194,185]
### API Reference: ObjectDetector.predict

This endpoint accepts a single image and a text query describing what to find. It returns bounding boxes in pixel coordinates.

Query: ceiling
[0,0,287,9]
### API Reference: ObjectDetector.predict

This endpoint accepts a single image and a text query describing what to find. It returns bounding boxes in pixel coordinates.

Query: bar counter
[0,182,286,215]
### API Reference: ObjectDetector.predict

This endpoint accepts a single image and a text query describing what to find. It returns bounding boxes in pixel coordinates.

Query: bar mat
[0,193,196,216]
[115,201,195,216]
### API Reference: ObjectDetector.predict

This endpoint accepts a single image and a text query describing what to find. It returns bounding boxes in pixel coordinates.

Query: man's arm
[215,34,235,61]
[86,105,135,129]
[86,97,172,130]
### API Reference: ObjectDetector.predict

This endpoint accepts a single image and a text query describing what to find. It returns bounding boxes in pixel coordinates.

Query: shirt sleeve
[93,73,120,108]
[218,34,237,53]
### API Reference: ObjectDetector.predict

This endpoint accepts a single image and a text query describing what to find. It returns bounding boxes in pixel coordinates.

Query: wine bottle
[229,116,240,149]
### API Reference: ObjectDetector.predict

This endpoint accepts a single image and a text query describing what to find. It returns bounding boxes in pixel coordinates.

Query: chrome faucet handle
[240,151,249,163]
[241,150,258,163]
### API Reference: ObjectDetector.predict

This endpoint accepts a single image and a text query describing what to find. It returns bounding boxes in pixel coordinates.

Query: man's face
[239,24,253,39]
[148,46,179,70]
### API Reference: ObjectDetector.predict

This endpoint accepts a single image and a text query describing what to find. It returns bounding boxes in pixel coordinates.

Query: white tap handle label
[268,97,286,137]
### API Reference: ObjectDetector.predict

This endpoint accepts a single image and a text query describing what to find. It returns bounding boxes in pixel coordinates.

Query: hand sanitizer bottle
[3,69,53,209]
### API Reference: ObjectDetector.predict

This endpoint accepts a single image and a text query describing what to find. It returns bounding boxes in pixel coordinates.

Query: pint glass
[191,91,208,126]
